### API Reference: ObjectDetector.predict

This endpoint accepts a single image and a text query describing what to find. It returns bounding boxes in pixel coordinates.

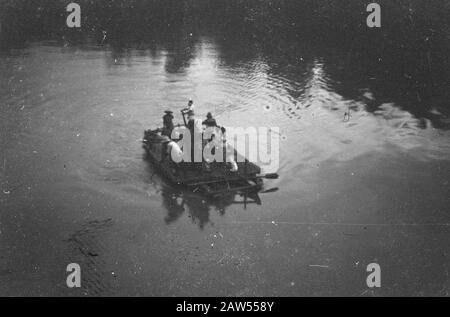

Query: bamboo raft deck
[142,129,264,197]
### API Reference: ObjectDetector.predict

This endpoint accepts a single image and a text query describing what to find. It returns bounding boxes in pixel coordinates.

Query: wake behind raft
[142,105,278,198]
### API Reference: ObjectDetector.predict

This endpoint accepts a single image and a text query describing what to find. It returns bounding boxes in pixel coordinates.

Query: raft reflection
[161,185,265,230]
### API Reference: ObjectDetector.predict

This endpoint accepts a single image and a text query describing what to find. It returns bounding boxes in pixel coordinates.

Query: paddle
[260,187,279,194]
[186,173,279,187]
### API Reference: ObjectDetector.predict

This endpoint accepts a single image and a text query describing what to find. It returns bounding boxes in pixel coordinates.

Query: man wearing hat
[162,110,174,137]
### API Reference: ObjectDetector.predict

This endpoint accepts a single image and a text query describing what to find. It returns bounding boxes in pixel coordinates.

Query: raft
[142,112,273,197]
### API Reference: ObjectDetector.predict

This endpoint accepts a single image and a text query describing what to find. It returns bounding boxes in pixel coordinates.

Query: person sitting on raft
[202,112,217,128]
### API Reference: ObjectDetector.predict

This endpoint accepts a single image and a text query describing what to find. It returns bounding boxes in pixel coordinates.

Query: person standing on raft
[162,110,174,137]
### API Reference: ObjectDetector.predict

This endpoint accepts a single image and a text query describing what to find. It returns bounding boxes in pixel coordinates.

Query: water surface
[0,35,449,296]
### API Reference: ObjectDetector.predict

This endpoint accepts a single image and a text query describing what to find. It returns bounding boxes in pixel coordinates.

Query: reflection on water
[161,185,263,230]
[143,150,266,229]
[275,59,450,174]
[1,36,450,297]
[1,38,449,228]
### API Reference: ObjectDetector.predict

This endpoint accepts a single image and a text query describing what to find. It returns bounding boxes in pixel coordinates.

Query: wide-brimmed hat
[164,110,173,114]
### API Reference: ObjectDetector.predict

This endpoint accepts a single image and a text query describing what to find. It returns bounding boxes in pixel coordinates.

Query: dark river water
[1,28,450,295]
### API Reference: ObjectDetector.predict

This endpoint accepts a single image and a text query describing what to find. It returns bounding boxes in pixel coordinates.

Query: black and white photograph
[0,0,449,300]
